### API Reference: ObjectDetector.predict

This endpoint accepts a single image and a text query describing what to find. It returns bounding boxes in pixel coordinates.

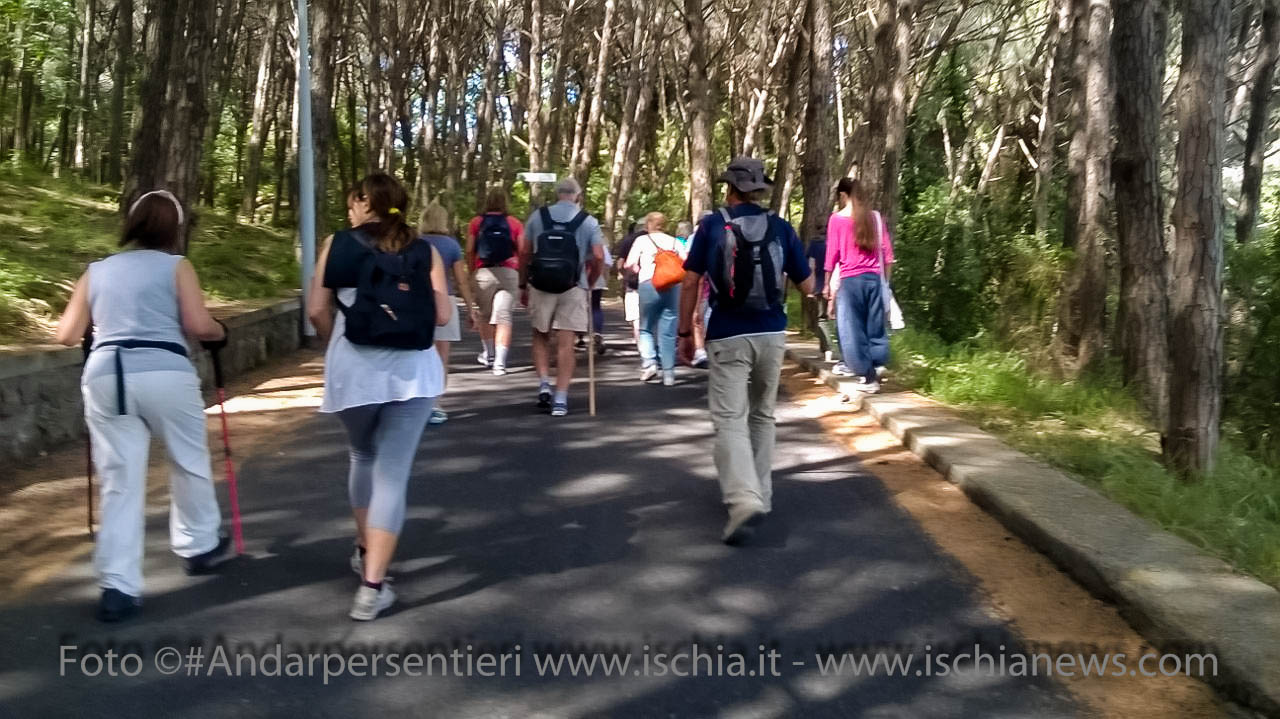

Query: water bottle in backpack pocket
[476,213,516,267]
[324,230,437,350]
[713,208,784,312]
[529,207,586,294]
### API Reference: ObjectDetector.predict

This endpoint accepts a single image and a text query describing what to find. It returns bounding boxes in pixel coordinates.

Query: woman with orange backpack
[624,212,688,386]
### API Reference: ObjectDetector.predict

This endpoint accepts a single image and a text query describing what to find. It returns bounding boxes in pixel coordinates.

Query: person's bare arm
[431,247,451,326]
[452,259,479,328]
[176,259,227,342]
[676,270,704,366]
[587,242,605,288]
[306,236,337,342]
[54,273,91,346]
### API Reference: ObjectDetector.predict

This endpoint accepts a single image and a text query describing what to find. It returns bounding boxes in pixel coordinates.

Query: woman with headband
[55,189,232,623]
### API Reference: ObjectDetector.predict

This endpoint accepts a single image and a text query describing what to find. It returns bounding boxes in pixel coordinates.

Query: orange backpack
[651,235,687,291]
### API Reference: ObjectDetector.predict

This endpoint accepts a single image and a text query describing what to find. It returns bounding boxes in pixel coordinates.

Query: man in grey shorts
[520,178,605,417]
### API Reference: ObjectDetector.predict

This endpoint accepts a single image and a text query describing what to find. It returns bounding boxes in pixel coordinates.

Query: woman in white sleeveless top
[308,174,449,621]
[55,190,231,623]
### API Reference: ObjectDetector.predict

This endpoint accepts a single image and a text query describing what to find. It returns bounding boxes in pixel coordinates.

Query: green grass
[0,169,297,341]
[889,327,1280,587]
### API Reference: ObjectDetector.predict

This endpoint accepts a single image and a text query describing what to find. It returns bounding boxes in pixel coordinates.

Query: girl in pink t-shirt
[823,178,893,391]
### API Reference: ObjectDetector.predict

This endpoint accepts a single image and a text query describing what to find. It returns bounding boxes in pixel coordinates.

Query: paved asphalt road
[0,306,1081,718]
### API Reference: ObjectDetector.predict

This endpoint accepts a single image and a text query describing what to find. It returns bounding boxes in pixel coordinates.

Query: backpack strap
[564,211,589,233]
[539,206,555,230]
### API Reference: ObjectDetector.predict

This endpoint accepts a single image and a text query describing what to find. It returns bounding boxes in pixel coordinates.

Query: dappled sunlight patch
[546,472,633,498]
[710,586,778,617]
[624,564,700,593]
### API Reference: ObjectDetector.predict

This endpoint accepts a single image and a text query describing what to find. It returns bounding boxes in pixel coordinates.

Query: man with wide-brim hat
[677,157,815,545]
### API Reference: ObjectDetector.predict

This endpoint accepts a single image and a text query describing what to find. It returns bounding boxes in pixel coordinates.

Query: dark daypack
[324,230,436,350]
[476,213,516,267]
[713,207,784,312]
[528,207,587,294]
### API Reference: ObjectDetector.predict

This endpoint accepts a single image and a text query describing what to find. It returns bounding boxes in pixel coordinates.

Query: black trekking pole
[81,330,94,540]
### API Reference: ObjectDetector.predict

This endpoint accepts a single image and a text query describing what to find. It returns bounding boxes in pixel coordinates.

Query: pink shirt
[824,211,894,279]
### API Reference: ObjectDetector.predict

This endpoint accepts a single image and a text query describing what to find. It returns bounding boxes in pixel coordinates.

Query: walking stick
[210,349,245,554]
[82,330,94,540]
[587,288,597,417]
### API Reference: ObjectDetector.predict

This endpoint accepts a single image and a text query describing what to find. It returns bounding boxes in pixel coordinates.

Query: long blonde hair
[419,201,452,236]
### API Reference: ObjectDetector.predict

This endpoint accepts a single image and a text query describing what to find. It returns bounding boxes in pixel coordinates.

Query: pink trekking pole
[210,348,245,554]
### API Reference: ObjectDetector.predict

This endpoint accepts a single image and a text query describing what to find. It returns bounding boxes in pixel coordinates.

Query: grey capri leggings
[337,397,433,533]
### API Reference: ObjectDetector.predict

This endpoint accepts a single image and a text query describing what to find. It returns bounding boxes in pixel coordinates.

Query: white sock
[554,390,568,404]
[495,346,509,367]
[482,340,494,357]
[540,377,552,391]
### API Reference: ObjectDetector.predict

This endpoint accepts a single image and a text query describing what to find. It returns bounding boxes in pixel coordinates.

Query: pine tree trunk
[74,0,97,171]
[799,0,833,243]
[1234,0,1279,245]
[474,2,509,210]
[240,1,281,221]
[572,0,616,186]
[106,0,132,185]
[1166,0,1228,477]
[309,0,341,237]
[1053,0,1112,375]
[684,0,713,220]
[1113,0,1170,423]
[525,0,545,173]
[1034,0,1074,241]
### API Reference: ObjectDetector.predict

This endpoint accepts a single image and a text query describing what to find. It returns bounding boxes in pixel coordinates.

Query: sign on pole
[519,172,559,184]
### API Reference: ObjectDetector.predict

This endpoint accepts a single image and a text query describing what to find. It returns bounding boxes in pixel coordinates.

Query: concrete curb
[786,339,1280,717]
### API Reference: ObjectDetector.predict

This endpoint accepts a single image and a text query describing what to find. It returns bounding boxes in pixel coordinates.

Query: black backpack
[324,230,436,350]
[476,213,516,267]
[529,207,587,294]
[713,207,784,312]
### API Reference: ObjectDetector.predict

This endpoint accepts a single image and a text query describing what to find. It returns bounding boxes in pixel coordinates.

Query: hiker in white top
[308,174,450,621]
[56,190,231,623]
[625,212,688,386]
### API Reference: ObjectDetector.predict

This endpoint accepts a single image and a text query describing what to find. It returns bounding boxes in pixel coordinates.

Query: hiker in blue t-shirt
[677,157,815,545]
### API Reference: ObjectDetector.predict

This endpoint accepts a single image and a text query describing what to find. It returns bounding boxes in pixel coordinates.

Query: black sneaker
[183,535,233,576]
[97,588,141,623]
[537,388,552,410]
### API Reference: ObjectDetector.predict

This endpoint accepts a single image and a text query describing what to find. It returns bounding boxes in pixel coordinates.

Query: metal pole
[297,0,317,337]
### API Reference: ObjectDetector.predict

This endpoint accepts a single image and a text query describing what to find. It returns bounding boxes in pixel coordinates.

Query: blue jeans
[638,281,682,370]
[337,397,433,533]
[837,273,889,381]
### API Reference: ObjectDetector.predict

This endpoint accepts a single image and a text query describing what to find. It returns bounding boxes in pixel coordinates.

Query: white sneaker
[693,349,709,368]
[640,365,659,382]
[722,502,767,544]
[874,366,888,380]
[662,370,675,387]
[477,351,492,368]
[492,365,507,377]
[428,408,449,425]
[831,363,856,377]
[349,581,396,621]
[851,378,881,394]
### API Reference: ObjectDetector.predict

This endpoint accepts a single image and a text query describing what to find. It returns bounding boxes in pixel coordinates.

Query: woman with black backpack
[308,174,451,621]
[55,190,231,623]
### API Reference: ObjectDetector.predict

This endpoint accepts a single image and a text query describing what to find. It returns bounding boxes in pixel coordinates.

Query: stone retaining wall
[0,298,301,467]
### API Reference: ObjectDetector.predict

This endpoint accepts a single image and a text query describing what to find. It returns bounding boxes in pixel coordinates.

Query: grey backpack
[713,208,784,312]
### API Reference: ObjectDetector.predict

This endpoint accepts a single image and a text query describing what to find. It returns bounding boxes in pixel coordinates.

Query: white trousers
[83,369,223,597]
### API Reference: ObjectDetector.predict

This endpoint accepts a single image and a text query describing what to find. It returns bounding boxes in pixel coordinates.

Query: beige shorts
[529,286,589,334]
[476,266,519,326]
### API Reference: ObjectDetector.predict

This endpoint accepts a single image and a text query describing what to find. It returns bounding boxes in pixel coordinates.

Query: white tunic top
[319,288,445,413]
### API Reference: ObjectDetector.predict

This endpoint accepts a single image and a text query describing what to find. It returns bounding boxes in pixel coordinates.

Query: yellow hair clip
[387,207,401,215]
